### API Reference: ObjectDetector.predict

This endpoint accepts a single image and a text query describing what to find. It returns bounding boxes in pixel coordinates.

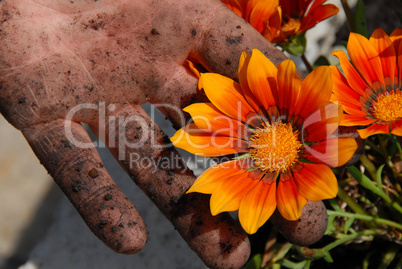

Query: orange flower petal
[305,137,358,167]
[330,66,363,110]
[249,0,279,34]
[210,173,259,215]
[262,5,282,41]
[342,105,368,118]
[391,119,402,136]
[302,3,339,31]
[238,180,277,234]
[170,123,247,157]
[276,179,307,221]
[187,160,244,194]
[200,73,254,122]
[275,59,301,116]
[221,0,244,17]
[370,28,396,81]
[184,103,244,138]
[293,163,338,202]
[332,50,369,97]
[390,28,402,48]
[238,51,263,112]
[347,33,385,86]
[246,49,278,110]
[294,66,332,119]
[357,123,390,139]
[303,102,342,142]
[186,59,201,79]
[302,0,324,12]
[391,28,402,85]
[340,114,375,126]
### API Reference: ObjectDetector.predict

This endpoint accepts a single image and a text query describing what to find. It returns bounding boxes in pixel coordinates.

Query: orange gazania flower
[171,49,357,234]
[221,0,339,43]
[331,28,402,139]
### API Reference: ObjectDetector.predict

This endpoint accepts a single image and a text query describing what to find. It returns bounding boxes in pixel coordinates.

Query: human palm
[0,0,326,268]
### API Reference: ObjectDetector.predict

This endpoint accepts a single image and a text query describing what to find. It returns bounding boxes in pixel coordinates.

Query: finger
[94,104,250,269]
[269,200,328,246]
[22,119,147,254]
[192,0,291,80]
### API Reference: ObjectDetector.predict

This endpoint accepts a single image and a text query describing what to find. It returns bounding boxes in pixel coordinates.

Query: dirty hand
[0,0,325,268]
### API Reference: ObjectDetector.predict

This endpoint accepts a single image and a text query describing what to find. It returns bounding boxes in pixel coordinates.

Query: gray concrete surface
[0,114,55,269]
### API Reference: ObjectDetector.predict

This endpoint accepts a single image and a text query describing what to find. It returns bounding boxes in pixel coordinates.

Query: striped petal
[200,73,254,122]
[275,59,301,116]
[294,66,332,119]
[390,28,402,83]
[187,160,244,194]
[238,180,277,234]
[370,28,396,82]
[184,103,244,138]
[303,102,342,142]
[293,163,338,202]
[332,50,369,97]
[305,137,358,167]
[347,33,385,87]
[330,66,364,112]
[391,119,402,136]
[170,123,247,157]
[340,114,375,126]
[238,51,264,112]
[210,173,259,215]
[276,178,307,221]
[246,49,278,110]
[357,123,390,139]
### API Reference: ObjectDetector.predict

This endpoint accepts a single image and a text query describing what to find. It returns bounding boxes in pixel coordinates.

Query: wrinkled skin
[0,0,327,268]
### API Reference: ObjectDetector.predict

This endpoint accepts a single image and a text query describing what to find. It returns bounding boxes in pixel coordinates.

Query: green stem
[296,230,377,262]
[272,243,293,263]
[301,53,313,73]
[327,210,402,230]
[337,187,368,216]
[340,0,355,32]
[323,229,377,251]
[359,154,377,182]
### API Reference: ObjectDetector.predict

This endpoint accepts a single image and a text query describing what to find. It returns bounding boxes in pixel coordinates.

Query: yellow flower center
[248,121,302,173]
[371,89,402,122]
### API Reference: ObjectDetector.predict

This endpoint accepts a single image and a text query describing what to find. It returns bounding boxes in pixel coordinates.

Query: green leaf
[353,0,369,37]
[325,214,337,235]
[328,198,342,212]
[322,250,334,263]
[348,166,388,201]
[245,254,262,269]
[279,33,307,57]
[344,217,355,234]
[376,164,385,194]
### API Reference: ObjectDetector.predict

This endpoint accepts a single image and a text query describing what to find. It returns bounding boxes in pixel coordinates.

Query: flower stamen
[248,121,302,173]
[371,89,402,122]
